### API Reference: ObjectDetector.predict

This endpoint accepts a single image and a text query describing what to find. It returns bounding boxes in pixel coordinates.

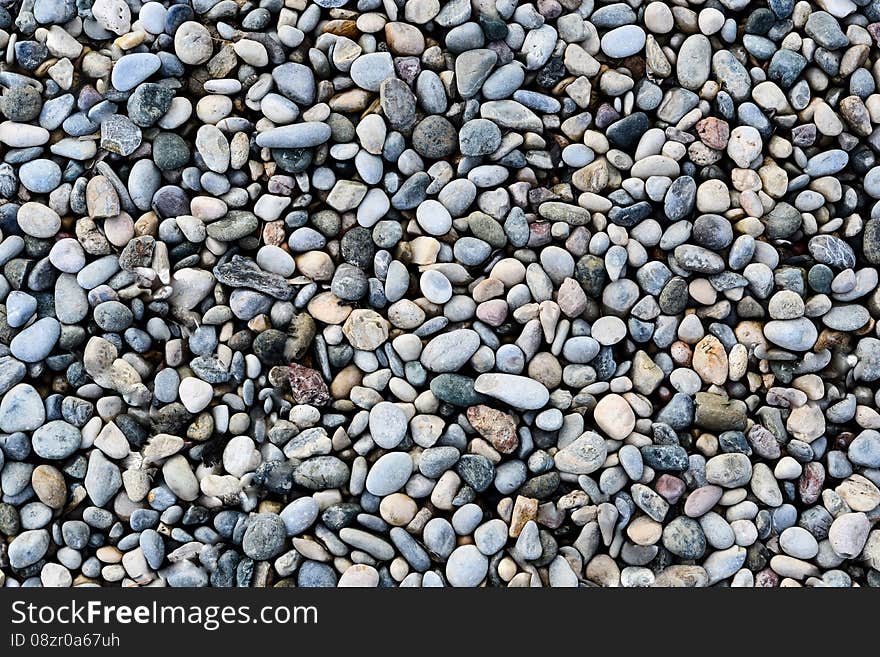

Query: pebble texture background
[0,0,879,589]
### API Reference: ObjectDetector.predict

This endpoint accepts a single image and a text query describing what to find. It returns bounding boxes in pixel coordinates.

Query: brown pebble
[466,404,519,454]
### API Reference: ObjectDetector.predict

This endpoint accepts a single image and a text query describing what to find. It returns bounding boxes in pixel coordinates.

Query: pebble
[706,454,753,488]
[8,530,50,569]
[473,374,549,410]
[0,384,45,432]
[32,421,81,461]
[554,432,607,475]
[369,402,407,449]
[594,394,635,440]
[829,513,870,558]
[10,318,60,362]
[446,545,488,587]
[0,0,875,592]
[112,53,162,92]
[179,377,213,413]
[174,21,213,65]
[365,452,413,496]
[601,26,646,58]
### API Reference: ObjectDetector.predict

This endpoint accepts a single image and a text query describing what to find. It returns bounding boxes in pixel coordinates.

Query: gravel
[0,0,879,591]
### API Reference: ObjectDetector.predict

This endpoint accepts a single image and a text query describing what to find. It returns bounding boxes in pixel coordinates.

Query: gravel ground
[0,0,879,588]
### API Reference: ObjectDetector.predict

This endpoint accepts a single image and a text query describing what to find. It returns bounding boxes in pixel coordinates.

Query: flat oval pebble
[17,202,61,238]
[365,452,413,496]
[32,421,81,460]
[369,401,408,449]
[473,373,550,410]
[601,25,646,58]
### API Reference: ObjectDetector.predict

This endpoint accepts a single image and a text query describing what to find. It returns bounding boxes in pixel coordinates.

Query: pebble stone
[0,0,878,592]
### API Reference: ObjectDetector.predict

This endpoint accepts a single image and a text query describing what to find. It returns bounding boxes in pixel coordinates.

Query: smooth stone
[9,317,60,362]
[0,383,45,432]
[554,432,607,475]
[31,421,81,460]
[369,401,408,449]
[763,318,818,351]
[705,453,753,488]
[473,373,550,410]
[242,513,286,561]
[255,122,331,149]
[280,497,320,535]
[601,25,646,58]
[8,530,50,569]
[365,452,413,496]
[594,394,635,440]
[421,329,480,372]
[112,53,161,91]
[446,544,488,587]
